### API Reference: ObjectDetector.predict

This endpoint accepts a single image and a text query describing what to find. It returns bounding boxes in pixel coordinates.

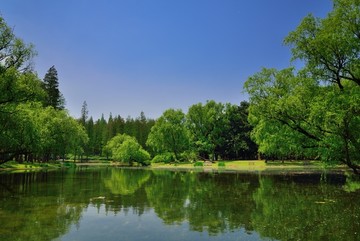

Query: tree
[115,138,150,166]
[244,0,360,174]
[147,109,190,161]
[187,100,226,161]
[0,16,89,164]
[284,0,360,89]
[43,65,65,110]
[0,16,44,163]
[34,106,88,161]
[0,16,35,73]
[244,68,324,160]
[245,68,360,172]
[80,100,88,126]
[104,134,150,166]
[220,102,258,160]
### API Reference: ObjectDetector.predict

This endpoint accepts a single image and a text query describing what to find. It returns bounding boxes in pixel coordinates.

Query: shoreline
[0,160,350,174]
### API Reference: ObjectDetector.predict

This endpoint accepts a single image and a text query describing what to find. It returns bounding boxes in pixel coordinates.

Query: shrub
[218,161,226,167]
[180,151,197,162]
[151,153,175,163]
[194,161,204,167]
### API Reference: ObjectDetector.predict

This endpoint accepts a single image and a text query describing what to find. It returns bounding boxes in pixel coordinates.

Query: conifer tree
[80,101,88,126]
[43,65,65,109]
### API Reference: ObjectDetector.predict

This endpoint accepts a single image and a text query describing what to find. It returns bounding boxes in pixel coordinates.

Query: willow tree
[147,109,190,161]
[0,16,88,163]
[0,16,43,162]
[245,0,360,174]
[104,134,150,166]
[186,101,226,161]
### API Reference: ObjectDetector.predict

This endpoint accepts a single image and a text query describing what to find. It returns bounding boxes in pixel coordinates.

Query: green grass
[150,160,334,172]
[0,161,62,170]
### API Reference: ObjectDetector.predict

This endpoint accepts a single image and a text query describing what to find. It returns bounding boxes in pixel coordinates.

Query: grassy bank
[150,160,345,172]
[0,159,347,173]
[0,161,63,171]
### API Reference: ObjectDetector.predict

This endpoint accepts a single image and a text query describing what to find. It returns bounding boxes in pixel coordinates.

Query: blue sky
[2,0,332,120]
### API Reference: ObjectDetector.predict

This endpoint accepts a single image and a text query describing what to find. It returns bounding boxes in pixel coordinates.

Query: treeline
[0,17,87,163]
[99,100,257,164]
[80,109,155,158]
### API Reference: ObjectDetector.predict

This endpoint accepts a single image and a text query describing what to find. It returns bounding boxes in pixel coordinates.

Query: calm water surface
[0,167,359,241]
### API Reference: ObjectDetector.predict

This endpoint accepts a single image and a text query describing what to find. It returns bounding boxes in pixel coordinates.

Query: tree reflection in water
[0,168,359,241]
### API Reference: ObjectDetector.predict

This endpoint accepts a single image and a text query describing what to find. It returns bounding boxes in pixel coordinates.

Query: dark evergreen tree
[113,115,125,134]
[80,101,89,126]
[221,102,258,160]
[108,113,116,139]
[43,65,65,110]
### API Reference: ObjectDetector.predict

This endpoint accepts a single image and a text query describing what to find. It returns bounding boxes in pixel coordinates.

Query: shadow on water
[0,168,359,241]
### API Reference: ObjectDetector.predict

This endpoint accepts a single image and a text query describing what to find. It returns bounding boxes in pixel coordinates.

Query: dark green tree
[220,102,258,160]
[80,100,88,126]
[43,65,65,110]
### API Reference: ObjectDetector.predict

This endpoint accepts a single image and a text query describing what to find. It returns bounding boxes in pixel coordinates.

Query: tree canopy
[43,66,65,110]
[147,109,190,161]
[0,16,87,163]
[104,134,150,166]
[245,0,360,174]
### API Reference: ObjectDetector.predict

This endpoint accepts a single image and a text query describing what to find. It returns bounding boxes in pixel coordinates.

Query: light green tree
[285,0,360,89]
[245,0,360,174]
[104,134,150,166]
[245,68,360,173]
[146,109,190,161]
[186,100,226,161]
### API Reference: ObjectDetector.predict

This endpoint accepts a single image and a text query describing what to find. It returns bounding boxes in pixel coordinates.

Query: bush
[218,161,226,167]
[113,138,150,165]
[63,162,76,168]
[180,151,197,162]
[194,161,204,167]
[151,153,175,163]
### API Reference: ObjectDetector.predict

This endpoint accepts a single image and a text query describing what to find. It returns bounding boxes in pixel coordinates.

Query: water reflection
[0,168,359,241]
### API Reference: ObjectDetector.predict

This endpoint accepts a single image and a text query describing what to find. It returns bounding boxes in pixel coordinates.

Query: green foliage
[218,161,226,167]
[81,111,155,158]
[151,152,175,163]
[105,134,150,165]
[285,0,360,89]
[343,174,360,192]
[0,16,35,72]
[147,109,190,161]
[221,102,258,159]
[186,100,257,161]
[180,150,198,162]
[187,101,225,160]
[43,66,65,110]
[0,16,88,164]
[244,0,360,174]
[194,161,204,167]
[62,162,77,168]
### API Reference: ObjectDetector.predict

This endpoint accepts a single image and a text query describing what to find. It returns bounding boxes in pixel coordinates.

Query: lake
[0,167,359,241]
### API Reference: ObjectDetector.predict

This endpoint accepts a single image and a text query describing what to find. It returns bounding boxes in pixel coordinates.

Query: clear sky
[1,0,332,120]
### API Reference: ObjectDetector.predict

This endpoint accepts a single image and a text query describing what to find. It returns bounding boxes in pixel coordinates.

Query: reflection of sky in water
[60,205,269,241]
